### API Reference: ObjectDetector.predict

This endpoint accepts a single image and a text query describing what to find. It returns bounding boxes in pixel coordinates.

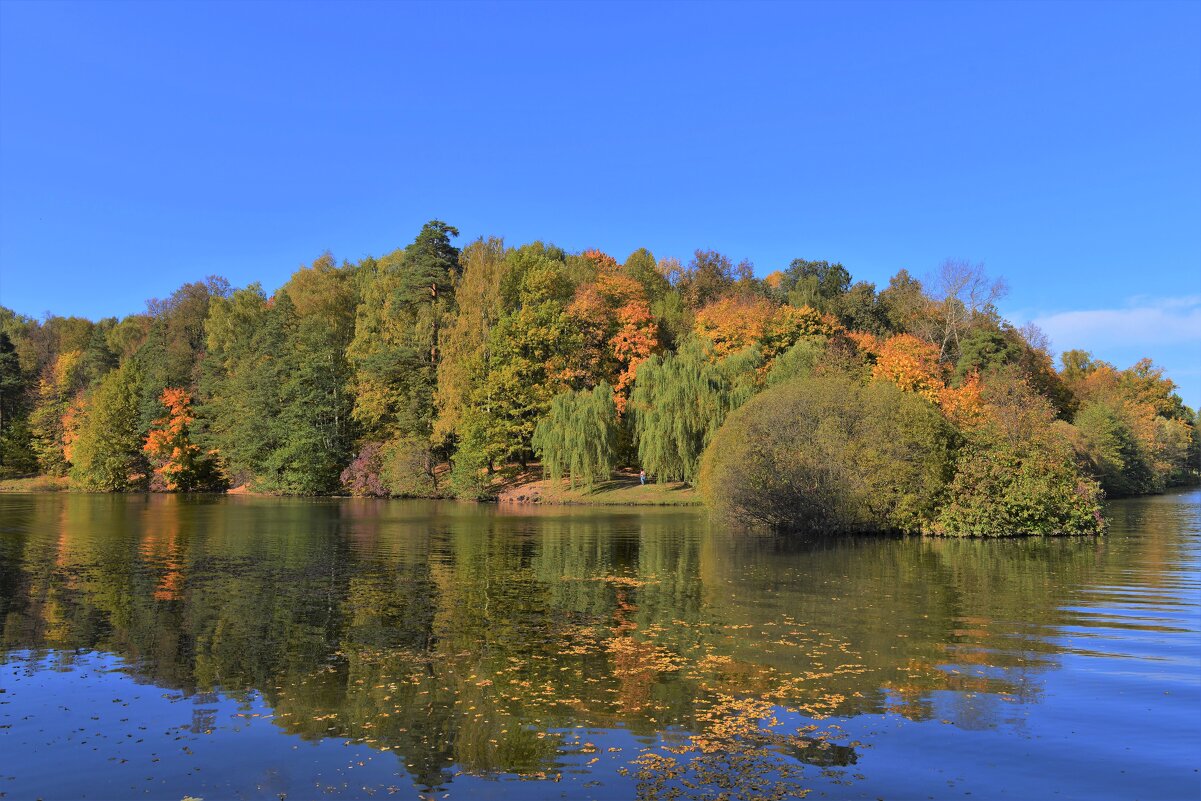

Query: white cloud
[1029,296,1201,351]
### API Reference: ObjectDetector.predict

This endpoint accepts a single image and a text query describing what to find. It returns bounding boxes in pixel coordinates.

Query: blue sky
[1,1,1198,403]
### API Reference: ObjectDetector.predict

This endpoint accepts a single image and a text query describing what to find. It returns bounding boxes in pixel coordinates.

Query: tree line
[1,220,1196,533]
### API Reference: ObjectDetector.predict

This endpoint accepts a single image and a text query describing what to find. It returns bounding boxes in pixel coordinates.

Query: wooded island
[1,221,1196,535]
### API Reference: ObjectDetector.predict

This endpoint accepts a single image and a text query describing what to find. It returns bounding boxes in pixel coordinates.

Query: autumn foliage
[568,251,659,412]
[143,388,224,491]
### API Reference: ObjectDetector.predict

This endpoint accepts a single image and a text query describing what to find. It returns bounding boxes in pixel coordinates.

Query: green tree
[70,361,148,491]
[0,331,36,477]
[676,250,736,309]
[532,382,619,488]
[348,222,459,485]
[623,247,670,304]
[453,243,582,475]
[1072,401,1153,496]
[781,258,851,311]
[629,339,733,484]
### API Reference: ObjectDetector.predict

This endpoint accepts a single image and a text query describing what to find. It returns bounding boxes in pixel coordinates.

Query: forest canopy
[1,221,1196,535]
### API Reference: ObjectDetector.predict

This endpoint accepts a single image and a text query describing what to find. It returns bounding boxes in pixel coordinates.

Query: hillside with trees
[1,221,1197,534]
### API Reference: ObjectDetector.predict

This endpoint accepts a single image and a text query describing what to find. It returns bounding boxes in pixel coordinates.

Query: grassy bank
[0,470,701,507]
[0,476,72,493]
[495,470,700,506]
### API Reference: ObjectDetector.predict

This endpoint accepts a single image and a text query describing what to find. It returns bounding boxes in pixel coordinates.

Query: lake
[0,490,1198,800]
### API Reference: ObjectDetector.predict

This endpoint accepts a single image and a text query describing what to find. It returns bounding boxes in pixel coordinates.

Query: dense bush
[340,441,388,497]
[380,435,440,498]
[934,439,1104,536]
[933,373,1104,536]
[699,373,955,533]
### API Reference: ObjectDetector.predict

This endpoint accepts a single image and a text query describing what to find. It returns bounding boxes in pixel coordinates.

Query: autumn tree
[433,237,507,447]
[567,250,659,410]
[871,334,946,403]
[143,387,224,491]
[29,349,87,475]
[1060,353,1197,494]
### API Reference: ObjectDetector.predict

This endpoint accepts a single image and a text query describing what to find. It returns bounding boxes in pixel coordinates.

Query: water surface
[0,491,1198,800]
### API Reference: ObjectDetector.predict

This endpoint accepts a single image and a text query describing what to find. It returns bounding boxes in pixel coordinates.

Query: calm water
[0,491,1198,801]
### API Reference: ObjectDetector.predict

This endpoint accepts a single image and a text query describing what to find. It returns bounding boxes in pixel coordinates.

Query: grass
[496,469,701,507]
[0,475,71,493]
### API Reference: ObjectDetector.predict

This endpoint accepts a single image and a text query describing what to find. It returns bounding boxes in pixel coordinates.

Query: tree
[29,349,86,475]
[200,274,354,495]
[871,334,946,403]
[143,388,224,491]
[877,269,930,336]
[434,237,507,446]
[379,436,440,497]
[781,259,851,311]
[453,244,583,473]
[676,250,736,308]
[70,362,148,491]
[623,247,670,304]
[833,281,888,334]
[567,252,660,410]
[926,260,1007,361]
[270,268,357,494]
[629,339,733,484]
[349,223,459,445]
[198,284,282,487]
[0,331,36,477]
[532,382,619,488]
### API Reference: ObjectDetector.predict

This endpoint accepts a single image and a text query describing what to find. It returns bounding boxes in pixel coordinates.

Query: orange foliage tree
[567,251,659,413]
[871,334,946,403]
[59,396,87,465]
[693,296,776,358]
[695,299,843,362]
[143,388,223,491]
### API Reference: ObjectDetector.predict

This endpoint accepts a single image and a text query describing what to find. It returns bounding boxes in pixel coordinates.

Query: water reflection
[0,490,1198,799]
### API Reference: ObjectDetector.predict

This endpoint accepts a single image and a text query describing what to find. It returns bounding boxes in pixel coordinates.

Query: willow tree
[532,382,618,488]
[628,339,732,484]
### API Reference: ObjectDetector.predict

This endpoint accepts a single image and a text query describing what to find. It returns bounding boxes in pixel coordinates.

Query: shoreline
[0,472,702,507]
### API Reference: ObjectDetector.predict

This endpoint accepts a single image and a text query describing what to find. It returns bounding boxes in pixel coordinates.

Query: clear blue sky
[1,1,1198,403]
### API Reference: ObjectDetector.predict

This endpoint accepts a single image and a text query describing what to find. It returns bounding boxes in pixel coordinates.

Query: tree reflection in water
[0,492,1193,798]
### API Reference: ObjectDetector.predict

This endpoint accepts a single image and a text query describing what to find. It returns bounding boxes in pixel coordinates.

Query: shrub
[699,373,954,533]
[380,435,439,498]
[934,372,1104,536]
[340,442,388,497]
